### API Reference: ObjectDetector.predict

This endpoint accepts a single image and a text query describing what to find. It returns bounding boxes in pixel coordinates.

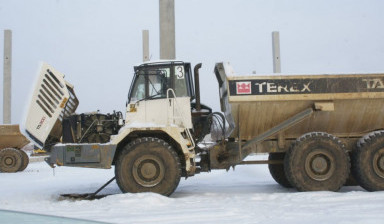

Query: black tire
[0,148,22,173]
[344,152,358,186]
[284,132,350,191]
[352,131,384,191]
[268,153,292,188]
[344,173,358,186]
[18,150,29,172]
[115,137,181,196]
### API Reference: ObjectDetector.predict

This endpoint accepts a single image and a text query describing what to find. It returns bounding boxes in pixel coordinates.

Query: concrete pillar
[159,0,175,60]
[142,30,149,62]
[272,31,281,73]
[3,30,12,124]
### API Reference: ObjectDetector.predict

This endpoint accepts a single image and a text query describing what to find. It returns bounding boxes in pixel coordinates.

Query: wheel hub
[311,157,328,173]
[305,150,335,181]
[140,162,157,179]
[4,157,14,166]
[132,155,165,187]
[373,148,384,178]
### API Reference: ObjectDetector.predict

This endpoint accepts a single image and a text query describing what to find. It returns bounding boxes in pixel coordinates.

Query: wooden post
[159,0,175,59]
[142,30,149,62]
[3,30,12,124]
[272,31,281,73]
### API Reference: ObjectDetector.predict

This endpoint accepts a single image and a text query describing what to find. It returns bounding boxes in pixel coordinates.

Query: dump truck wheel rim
[4,156,15,166]
[132,155,165,187]
[305,150,335,181]
[0,148,22,172]
[373,148,384,179]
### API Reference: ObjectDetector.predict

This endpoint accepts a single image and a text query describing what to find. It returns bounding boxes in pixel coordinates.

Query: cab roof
[135,60,190,68]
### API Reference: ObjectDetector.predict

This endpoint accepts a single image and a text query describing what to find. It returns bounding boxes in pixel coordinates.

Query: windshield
[129,68,169,102]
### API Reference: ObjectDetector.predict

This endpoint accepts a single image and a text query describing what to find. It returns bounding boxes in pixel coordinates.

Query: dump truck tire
[344,173,359,186]
[0,148,22,173]
[115,137,181,196]
[344,152,358,186]
[268,153,292,188]
[18,150,29,172]
[284,132,350,191]
[352,131,384,191]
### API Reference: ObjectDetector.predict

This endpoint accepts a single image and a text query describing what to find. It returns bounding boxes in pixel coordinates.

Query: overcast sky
[1,0,384,124]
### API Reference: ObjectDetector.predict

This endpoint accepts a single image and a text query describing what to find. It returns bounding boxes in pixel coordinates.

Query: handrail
[166,88,176,98]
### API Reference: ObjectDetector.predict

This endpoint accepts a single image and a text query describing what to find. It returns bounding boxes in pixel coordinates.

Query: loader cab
[128,61,195,103]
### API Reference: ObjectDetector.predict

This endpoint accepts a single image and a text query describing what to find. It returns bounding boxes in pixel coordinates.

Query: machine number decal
[175,66,185,79]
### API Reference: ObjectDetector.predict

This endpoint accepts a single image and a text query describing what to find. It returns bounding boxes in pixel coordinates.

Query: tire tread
[284,132,350,191]
[352,130,384,191]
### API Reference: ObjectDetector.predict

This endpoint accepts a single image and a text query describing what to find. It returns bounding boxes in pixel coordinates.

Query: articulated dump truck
[23,61,384,196]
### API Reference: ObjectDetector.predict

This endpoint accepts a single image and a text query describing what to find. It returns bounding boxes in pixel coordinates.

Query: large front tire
[115,137,181,196]
[284,132,350,191]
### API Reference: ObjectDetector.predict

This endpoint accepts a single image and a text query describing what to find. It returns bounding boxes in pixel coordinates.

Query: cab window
[130,75,145,102]
[129,68,169,102]
[173,65,188,97]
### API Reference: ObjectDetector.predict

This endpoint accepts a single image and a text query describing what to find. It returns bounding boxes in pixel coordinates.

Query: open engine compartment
[62,111,123,144]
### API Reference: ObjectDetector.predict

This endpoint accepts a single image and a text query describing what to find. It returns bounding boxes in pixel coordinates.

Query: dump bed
[0,125,30,149]
[215,62,384,141]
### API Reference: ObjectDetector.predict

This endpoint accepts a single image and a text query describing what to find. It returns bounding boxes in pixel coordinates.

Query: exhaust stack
[194,63,202,111]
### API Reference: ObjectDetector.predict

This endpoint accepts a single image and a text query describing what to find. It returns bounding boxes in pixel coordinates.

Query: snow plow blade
[23,63,79,149]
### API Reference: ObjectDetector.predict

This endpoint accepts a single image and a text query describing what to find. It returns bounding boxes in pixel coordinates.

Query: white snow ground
[1,156,384,224]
